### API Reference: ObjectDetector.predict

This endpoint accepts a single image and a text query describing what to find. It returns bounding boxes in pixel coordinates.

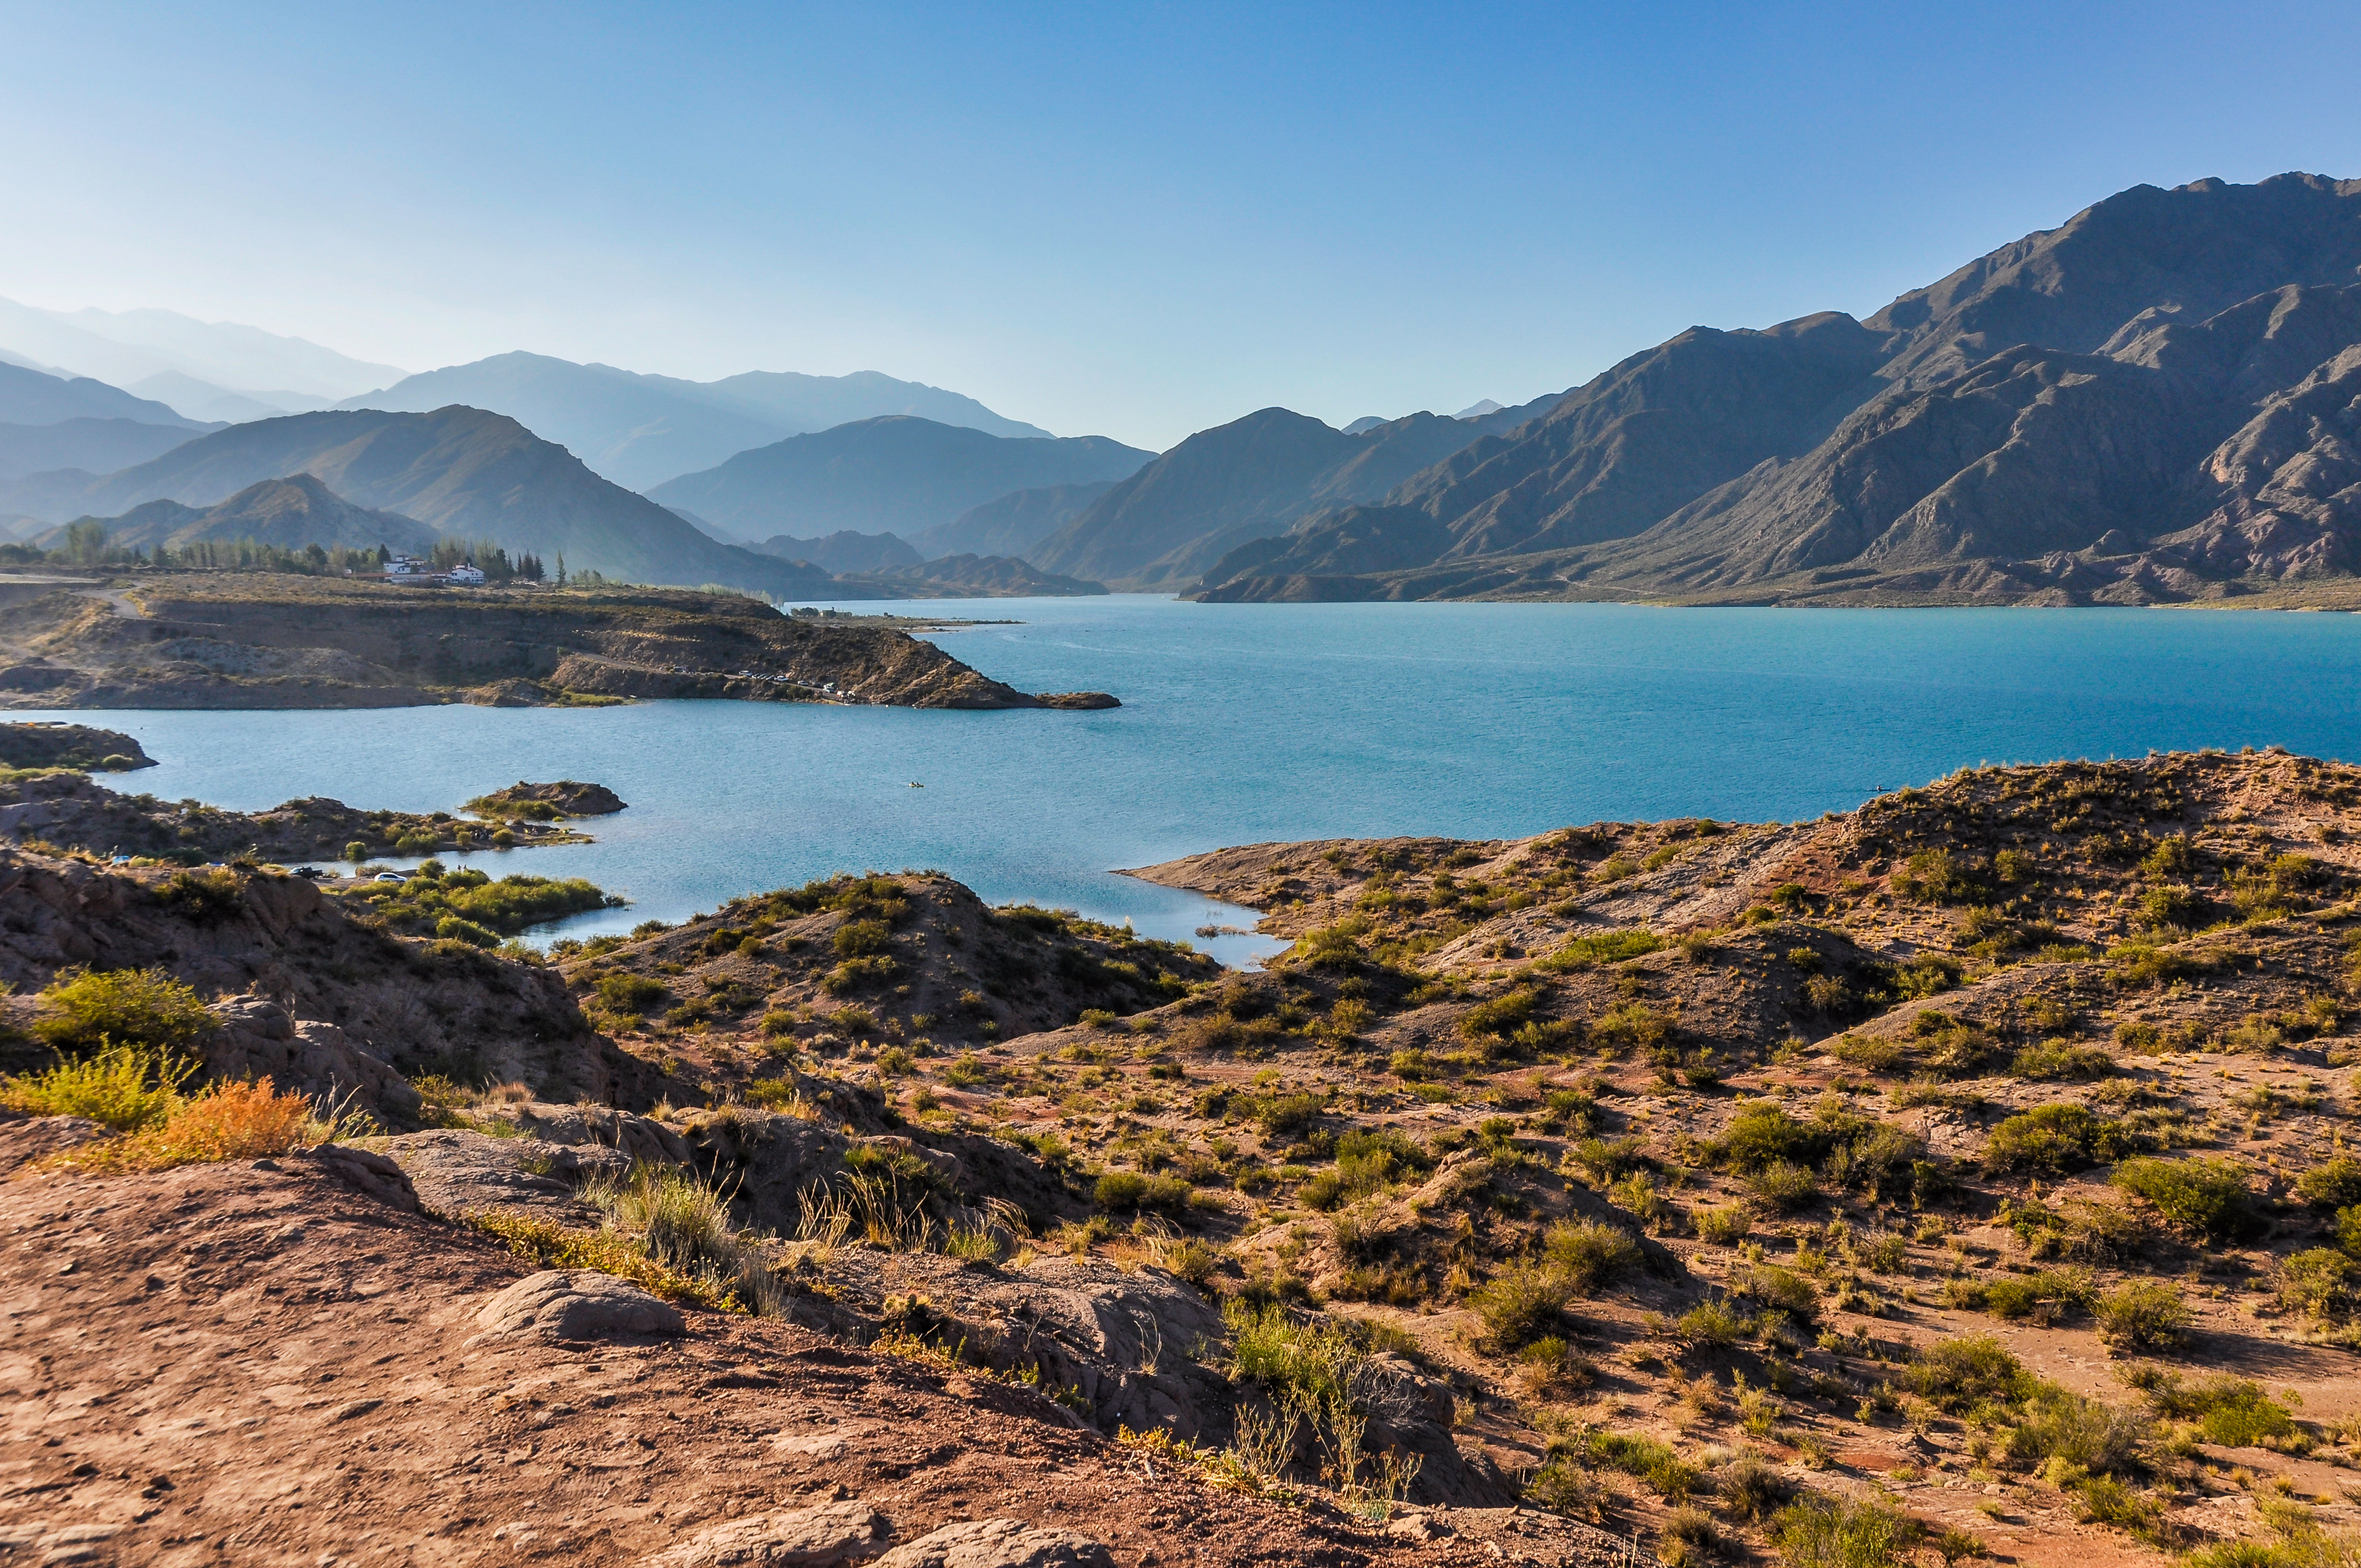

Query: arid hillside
[12,750,2361,1566]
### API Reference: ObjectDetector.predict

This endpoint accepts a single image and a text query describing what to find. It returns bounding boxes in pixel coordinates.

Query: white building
[447,562,486,586]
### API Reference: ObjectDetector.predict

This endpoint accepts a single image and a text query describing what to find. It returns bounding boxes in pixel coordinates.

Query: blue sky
[3,1,2357,448]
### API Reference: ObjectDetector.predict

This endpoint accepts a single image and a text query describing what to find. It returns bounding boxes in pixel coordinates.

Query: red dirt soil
[0,1147,1615,1567]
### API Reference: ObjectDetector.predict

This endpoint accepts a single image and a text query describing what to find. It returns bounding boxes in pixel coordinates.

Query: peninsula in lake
[0,574,1117,710]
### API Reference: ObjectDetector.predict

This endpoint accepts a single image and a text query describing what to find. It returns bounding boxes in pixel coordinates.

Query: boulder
[640,1500,886,1567]
[298,1144,420,1212]
[471,1270,687,1341]
[204,997,422,1123]
[503,1100,693,1166]
[381,1128,627,1223]
[874,1521,1112,1568]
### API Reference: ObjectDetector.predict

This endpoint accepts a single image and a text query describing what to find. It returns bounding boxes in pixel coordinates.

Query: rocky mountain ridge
[1196,172,2361,605]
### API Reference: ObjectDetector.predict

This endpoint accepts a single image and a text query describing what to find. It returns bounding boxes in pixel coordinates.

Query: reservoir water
[41,595,2361,962]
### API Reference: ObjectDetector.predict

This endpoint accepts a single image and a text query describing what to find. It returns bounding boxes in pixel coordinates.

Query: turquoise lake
[42,595,2361,962]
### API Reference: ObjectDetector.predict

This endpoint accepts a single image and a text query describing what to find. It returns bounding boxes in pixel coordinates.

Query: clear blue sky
[3,1,2357,449]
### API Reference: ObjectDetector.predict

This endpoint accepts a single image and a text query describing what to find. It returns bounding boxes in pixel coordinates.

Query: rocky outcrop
[465,778,629,818]
[873,1520,1112,1568]
[206,995,423,1122]
[641,1501,889,1567]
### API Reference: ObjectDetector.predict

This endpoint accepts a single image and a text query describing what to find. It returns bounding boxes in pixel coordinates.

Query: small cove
[43,595,2361,961]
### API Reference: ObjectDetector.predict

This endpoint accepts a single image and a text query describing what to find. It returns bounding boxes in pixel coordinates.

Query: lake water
[41,595,2361,962]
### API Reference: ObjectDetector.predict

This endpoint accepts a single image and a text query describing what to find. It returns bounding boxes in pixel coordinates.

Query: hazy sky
[4,1,2358,448]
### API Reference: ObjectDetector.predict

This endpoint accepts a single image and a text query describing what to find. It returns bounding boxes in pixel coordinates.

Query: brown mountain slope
[1032,404,1552,589]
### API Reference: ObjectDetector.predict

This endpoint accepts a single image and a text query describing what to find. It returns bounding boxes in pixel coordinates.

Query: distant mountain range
[338,352,1065,492]
[753,529,923,575]
[1193,172,2361,605]
[647,416,1154,542]
[907,479,1122,560]
[0,406,838,595]
[1025,399,1560,588]
[126,371,338,424]
[0,296,403,400]
[0,418,208,483]
[0,360,208,431]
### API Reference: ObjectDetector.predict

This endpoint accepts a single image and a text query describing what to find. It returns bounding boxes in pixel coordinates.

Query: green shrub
[34,967,215,1053]
[1249,1091,1323,1136]
[434,916,500,947]
[1749,1161,1820,1212]
[2009,1038,2117,1081]
[1907,1336,2031,1412]
[1578,1430,1702,1501]
[1692,1206,1752,1246]
[2141,882,2206,929]
[1774,1493,1923,1568]
[2191,1381,2298,1447]
[1540,929,1664,971]
[2295,1158,2361,1211]
[1716,1102,1822,1170]
[1542,1217,1641,1293]
[2095,1281,2190,1351]
[595,972,666,1011]
[2280,1248,2361,1323]
[1472,1260,1572,1349]
[1831,1035,1903,1071]
[2074,1474,2160,1534]
[1589,1001,1669,1057]
[0,1041,197,1129]
[1677,1297,1750,1347]
[366,871,620,936]
[1984,1103,2105,1174]
[1095,1170,1191,1213]
[1304,1128,1430,1211]
[2112,1156,2253,1242]
[158,868,244,923]
[1735,1262,1819,1318]
[1460,987,1540,1042]
[1718,1452,1791,1520]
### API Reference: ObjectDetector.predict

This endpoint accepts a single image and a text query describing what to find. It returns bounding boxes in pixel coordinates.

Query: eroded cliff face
[0,576,1113,710]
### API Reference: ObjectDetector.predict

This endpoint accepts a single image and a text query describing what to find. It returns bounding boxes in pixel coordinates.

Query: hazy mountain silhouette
[648,416,1152,542]
[906,479,1120,561]
[341,353,1063,492]
[0,418,203,482]
[126,371,336,424]
[0,361,208,430]
[0,296,402,400]
[0,406,837,594]
[753,529,923,575]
